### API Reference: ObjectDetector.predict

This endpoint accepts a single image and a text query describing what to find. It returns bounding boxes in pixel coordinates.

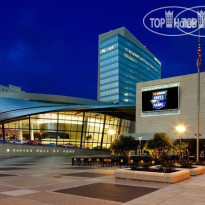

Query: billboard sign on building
[142,82,179,113]
[151,90,167,109]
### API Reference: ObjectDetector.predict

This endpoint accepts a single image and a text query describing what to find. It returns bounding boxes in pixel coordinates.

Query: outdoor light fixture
[139,136,142,156]
[176,125,186,133]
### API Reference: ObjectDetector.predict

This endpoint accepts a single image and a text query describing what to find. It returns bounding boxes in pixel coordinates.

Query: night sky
[0,0,204,99]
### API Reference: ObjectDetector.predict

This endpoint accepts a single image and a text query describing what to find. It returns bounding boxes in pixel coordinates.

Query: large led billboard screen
[142,86,179,112]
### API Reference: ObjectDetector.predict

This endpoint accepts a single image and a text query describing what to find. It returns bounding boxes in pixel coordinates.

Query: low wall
[115,168,190,183]
[179,166,205,176]
[190,166,205,176]
[0,144,110,157]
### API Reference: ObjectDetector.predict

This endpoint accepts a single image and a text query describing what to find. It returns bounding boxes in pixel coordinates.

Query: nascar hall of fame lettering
[151,90,167,109]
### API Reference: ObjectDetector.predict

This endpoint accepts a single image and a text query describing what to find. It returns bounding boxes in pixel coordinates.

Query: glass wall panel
[0,124,2,142]
[4,118,30,143]
[1,111,134,149]
[30,113,58,145]
[81,112,105,149]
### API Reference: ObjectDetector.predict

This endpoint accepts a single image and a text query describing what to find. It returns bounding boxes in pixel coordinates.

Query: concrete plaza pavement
[0,156,204,204]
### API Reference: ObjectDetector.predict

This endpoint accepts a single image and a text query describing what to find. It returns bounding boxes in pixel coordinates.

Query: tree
[145,133,173,160]
[110,135,138,157]
[174,139,189,160]
[174,139,205,157]
[174,139,189,152]
[187,139,204,156]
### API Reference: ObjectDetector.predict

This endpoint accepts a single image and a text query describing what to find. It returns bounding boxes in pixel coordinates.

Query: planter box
[177,166,205,176]
[189,166,205,176]
[115,168,190,184]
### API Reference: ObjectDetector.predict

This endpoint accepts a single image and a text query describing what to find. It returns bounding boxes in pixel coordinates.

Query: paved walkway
[124,172,205,205]
[0,156,204,204]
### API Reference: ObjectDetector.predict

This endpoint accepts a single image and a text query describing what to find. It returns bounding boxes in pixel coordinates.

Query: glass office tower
[98,27,161,104]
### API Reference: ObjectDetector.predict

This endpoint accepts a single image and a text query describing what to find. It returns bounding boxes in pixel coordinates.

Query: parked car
[45,143,56,147]
[63,143,77,148]
[9,139,23,144]
[27,140,39,145]
[23,140,29,144]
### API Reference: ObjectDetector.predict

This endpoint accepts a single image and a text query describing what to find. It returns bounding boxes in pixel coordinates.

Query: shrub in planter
[130,162,151,171]
[145,133,173,161]
[180,161,193,168]
[130,156,153,164]
[196,161,205,166]
[110,135,138,158]
[164,164,175,173]
[158,161,175,173]
[130,165,138,170]
[140,162,151,169]
[157,165,164,173]
[130,163,140,170]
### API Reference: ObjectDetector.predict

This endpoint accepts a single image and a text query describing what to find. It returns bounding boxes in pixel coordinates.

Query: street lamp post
[176,125,186,161]
[196,29,201,163]
[139,136,142,156]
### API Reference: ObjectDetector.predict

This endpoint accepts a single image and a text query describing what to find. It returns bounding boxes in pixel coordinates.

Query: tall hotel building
[98,27,161,104]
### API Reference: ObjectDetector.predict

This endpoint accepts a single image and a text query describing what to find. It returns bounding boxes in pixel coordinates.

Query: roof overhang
[0,97,135,122]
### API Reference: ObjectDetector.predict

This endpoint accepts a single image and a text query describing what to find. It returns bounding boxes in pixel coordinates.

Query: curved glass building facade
[0,111,133,149]
[0,97,135,150]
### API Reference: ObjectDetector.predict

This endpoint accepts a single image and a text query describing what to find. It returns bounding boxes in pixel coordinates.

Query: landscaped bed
[115,168,190,184]
[130,167,178,173]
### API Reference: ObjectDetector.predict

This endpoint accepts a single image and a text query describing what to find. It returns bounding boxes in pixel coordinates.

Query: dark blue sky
[0,0,204,99]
